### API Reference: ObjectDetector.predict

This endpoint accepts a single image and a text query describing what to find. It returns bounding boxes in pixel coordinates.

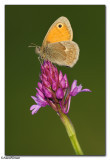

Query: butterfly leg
[38,56,44,65]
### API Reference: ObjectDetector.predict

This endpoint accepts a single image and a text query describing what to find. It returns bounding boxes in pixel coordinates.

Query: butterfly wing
[45,41,79,67]
[42,17,73,46]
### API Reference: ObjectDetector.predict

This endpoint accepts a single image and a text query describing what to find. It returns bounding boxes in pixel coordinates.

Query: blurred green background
[5,5,105,155]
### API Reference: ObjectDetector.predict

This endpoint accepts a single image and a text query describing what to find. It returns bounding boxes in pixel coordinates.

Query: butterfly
[30,16,79,67]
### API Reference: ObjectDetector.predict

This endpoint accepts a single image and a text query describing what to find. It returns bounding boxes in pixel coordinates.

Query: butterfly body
[35,16,79,67]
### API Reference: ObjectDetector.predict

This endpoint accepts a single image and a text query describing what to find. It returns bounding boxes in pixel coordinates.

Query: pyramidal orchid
[30,61,91,155]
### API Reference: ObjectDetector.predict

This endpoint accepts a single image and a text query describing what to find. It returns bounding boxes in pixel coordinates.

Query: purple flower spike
[30,61,91,115]
[56,88,64,99]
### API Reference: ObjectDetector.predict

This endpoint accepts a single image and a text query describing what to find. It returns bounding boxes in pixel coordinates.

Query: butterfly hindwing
[45,41,79,67]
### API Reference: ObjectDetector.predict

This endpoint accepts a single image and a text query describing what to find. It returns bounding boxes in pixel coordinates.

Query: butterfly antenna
[28,42,37,48]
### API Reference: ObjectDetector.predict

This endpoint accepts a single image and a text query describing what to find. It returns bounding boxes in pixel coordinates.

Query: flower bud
[56,88,64,99]
[43,86,53,98]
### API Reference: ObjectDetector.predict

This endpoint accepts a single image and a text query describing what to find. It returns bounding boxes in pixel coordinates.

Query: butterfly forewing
[42,17,73,45]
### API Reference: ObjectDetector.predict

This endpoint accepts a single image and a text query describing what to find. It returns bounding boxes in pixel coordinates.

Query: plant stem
[59,110,84,155]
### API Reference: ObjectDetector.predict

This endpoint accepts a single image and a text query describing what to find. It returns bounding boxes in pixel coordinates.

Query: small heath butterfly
[31,16,79,67]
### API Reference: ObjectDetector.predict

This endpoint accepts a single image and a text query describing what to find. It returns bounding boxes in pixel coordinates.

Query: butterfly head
[35,46,41,55]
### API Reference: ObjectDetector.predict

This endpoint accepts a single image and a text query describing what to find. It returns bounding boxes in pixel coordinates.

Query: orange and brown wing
[42,16,73,46]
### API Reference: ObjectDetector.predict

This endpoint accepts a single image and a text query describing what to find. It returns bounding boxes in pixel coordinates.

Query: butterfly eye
[57,23,63,29]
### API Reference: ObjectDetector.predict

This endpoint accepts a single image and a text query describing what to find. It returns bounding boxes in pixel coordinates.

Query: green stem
[59,110,84,155]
